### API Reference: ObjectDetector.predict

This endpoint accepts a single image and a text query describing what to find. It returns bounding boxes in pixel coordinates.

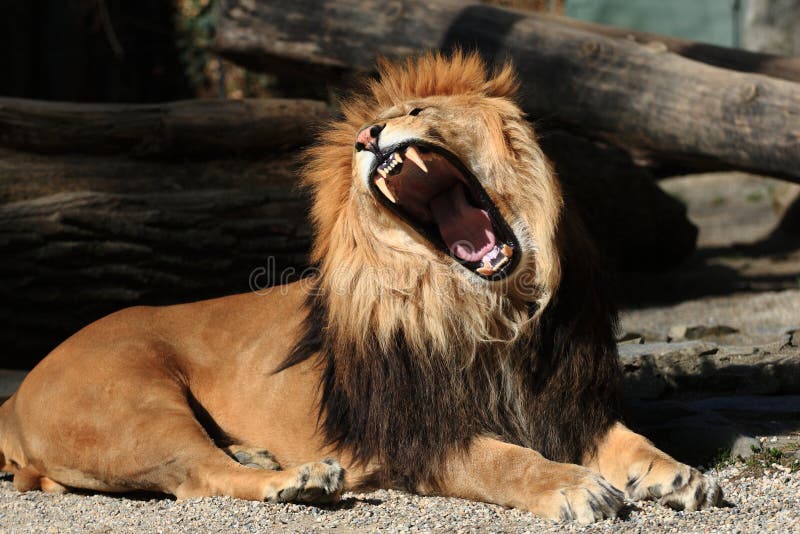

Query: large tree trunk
[0,189,311,369]
[0,147,299,204]
[0,97,328,156]
[214,0,800,183]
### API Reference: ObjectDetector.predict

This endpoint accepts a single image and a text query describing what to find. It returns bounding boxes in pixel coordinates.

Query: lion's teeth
[492,255,509,270]
[476,264,494,276]
[375,177,397,203]
[501,244,513,257]
[394,152,403,164]
[405,146,428,173]
[377,168,388,179]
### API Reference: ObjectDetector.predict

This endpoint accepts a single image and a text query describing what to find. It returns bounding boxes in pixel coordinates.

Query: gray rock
[731,436,762,459]
[618,340,720,359]
[668,324,739,342]
[617,332,644,344]
[620,339,800,399]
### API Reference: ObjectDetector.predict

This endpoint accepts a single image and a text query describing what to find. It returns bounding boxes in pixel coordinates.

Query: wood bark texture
[0,189,311,369]
[0,97,329,156]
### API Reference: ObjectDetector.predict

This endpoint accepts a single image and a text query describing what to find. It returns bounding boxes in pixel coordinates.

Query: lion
[0,52,721,523]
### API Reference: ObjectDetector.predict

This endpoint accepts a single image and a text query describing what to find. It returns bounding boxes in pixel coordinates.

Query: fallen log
[0,97,329,156]
[543,13,800,83]
[214,0,800,183]
[0,189,312,369]
[0,148,298,204]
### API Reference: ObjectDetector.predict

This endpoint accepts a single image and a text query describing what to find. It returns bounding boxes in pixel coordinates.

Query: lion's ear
[482,61,519,98]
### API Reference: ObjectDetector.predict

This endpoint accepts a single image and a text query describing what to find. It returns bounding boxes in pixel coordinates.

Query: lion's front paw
[265,459,345,504]
[529,466,625,524]
[626,460,722,512]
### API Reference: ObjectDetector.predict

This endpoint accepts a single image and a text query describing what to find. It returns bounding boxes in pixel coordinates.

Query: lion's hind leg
[587,423,722,511]
[7,376,343,504]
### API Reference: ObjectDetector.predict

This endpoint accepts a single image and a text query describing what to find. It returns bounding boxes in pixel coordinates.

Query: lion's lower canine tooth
[476,265,494,276]
[375,177,397,203]
[405,146,428,173]
[501,244,513,257]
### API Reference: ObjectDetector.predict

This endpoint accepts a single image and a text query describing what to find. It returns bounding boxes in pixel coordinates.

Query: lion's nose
[354,123,385,152]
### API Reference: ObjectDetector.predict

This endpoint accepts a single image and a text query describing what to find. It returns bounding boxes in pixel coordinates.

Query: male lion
[0,52,721,523]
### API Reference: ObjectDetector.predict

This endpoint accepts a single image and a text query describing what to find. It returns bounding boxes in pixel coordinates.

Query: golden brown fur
[0,52,721,523]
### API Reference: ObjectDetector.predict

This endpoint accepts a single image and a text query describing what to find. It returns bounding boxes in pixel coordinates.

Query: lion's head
[302,51,565,360]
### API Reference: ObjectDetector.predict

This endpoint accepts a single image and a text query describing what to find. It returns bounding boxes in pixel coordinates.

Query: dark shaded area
[631,395,800,465]
[539,131,697,272]
[619,235,800,307]
[440,5,523,64]
[188,389,235,448]
[0,0,191,102]
[776,194,800,236]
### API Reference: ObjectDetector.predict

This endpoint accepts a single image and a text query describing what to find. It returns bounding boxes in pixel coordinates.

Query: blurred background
[0,0,798,378]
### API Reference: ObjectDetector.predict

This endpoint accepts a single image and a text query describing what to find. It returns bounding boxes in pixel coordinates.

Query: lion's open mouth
[368,141,520,280]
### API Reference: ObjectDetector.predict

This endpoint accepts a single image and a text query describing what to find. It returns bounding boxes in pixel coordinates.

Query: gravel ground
[1,464,798,533]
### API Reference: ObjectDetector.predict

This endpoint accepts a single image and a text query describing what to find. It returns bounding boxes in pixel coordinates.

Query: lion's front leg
[424,437,624,524]
[586,422,722,511]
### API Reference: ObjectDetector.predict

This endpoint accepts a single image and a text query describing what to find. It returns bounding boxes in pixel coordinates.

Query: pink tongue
[429,184,496,262]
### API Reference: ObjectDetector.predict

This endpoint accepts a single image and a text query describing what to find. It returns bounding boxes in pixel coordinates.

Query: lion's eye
[408,108,423,116]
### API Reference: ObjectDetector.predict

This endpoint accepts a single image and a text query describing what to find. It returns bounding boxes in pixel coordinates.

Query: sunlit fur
[290,51,621,486]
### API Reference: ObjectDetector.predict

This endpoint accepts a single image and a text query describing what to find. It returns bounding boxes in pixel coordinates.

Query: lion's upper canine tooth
[405,146,428,173]
[375,176,397,203]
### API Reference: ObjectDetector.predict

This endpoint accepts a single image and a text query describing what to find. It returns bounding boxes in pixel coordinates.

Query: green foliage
[176,0,217,92]
[712,448,733,469]
[175,0,275,98]
[738,445,800,476]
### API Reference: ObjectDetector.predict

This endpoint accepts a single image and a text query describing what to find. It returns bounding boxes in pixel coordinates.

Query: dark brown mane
[279,211,623,488]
